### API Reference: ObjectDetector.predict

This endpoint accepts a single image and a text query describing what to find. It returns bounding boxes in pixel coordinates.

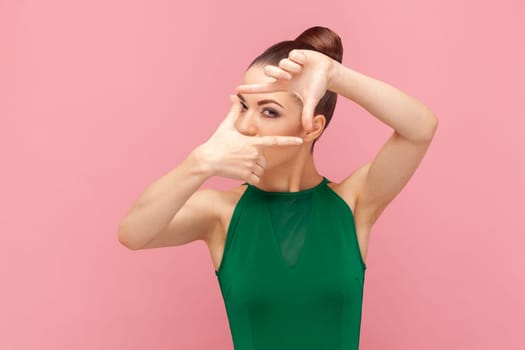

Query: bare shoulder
[329,164,374,227]
[326,180,358,212]
[204,183,248,272]
[214,183,249,237]
[192,184,248,237]
[192,183,247,216]
[326,177,371,263]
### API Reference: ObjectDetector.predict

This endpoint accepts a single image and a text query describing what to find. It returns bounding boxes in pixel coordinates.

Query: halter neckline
[244,176,329,196]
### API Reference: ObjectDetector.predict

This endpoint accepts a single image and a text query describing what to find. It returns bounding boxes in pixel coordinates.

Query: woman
[118,26,438,349]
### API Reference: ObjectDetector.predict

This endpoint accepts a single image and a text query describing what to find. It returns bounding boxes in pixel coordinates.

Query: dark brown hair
[246,26,343,153]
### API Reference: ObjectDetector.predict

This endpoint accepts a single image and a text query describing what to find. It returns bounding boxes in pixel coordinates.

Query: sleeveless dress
[215,176,367,350]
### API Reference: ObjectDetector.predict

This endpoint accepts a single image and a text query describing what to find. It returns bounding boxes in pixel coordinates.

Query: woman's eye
[263,109,279,118]
[239,103,279,118]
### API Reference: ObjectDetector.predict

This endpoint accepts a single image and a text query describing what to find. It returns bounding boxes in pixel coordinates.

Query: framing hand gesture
[198,94,304,184]
[235,49,336,132]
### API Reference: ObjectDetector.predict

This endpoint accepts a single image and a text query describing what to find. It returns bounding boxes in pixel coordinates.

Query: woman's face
[235,64,306,169]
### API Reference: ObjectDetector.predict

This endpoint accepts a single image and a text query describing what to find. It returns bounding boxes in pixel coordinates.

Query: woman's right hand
[195,94,304,185]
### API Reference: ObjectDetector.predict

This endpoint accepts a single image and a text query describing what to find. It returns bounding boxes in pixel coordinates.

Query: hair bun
[294,26,343,63]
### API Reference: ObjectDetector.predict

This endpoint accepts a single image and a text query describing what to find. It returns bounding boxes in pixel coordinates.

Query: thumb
[221,94,243,128]
[301,98,316,132]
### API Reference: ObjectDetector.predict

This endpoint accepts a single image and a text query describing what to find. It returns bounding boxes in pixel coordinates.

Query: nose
[235,109,259,137]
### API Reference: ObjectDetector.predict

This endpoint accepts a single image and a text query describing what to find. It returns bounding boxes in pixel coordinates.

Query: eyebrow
[237,93,284,109]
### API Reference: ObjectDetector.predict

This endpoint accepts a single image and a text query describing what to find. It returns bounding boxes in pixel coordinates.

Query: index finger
[251,135,304,146]
[235,82,287,94]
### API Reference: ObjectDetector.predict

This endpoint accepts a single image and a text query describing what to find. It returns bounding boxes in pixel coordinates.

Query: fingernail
[292,52,304,60]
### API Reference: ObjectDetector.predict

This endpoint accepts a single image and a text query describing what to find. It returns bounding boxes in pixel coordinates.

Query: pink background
[1,0,523,349]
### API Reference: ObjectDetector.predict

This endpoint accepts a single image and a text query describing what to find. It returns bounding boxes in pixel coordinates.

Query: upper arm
[344,123,438,229]
[139,188,222,250]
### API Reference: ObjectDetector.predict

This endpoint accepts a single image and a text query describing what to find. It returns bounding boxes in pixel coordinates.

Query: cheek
[261,119,302,137]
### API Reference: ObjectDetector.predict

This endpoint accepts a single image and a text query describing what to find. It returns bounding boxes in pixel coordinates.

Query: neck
[255,146,323,192]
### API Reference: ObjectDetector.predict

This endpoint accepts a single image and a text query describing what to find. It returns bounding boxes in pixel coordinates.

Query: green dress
[215,176,367,350]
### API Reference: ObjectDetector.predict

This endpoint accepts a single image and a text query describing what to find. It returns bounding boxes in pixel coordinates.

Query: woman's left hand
[235,49,338,132]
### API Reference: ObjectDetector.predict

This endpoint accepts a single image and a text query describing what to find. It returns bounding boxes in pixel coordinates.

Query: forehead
[243,65,277,84]
[242,65,301,103]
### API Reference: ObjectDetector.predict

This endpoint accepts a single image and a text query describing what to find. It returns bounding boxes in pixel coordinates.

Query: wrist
[188,145,216,178]
[327,60,343,94]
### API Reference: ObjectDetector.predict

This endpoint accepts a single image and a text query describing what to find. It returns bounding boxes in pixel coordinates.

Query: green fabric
[215,176,367,350]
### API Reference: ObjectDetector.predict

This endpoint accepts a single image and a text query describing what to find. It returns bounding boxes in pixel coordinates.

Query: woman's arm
[328,62,438,142]
[117,149,214,250]
[327,62,438,228]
